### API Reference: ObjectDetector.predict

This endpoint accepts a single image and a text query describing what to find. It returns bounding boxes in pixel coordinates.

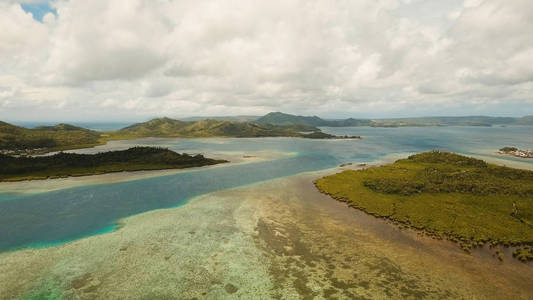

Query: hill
[116,117,190,137]
[178,115,259,122]
[315,151,533,261]
[0,121,103,153]
[256,112,533,127]
[111,117,336,139]
[0,147,226,181]
[256,112,327,126]
[0,118,354,153]
[256,112,372,127]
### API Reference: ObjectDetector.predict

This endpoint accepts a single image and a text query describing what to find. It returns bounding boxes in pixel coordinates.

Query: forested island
[315,151,533,262]
[109,117,338,139]
[0,147,227,181]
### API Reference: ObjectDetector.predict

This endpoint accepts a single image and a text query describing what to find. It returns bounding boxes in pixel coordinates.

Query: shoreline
[497,152,533,159]
[0,162,228,183]
[0,150,293,194]
[465,149,533,170]
[1,163,531,299]
[314,179,533,260]
[314,151,533,263]
[2,148,529,195]
[2,132,362,157]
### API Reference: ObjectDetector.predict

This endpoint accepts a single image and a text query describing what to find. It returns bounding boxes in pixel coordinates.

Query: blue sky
[20,1,56,22]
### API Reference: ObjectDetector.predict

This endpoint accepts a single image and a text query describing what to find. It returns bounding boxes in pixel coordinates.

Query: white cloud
[0,0,532,121]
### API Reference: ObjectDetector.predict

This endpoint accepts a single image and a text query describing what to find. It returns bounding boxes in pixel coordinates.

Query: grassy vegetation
[315,151,533,261]
[0,118,355,154]
[107,117,351,140]
[111,118,313,139]
[0,121,103,152]
[0,147,227,181]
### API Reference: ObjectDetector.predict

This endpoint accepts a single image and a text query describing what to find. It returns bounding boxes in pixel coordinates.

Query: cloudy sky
[1,0,532,122]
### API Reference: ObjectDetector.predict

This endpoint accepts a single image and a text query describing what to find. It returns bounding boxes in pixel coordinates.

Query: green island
[0,147,227,182]
[314,151,533,262]
[107,117,342,140]
[0,121,104,154]
[0,117,358,155]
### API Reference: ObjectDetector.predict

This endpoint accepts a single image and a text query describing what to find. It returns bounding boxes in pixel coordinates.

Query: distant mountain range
[2,112,532,153]
[0,117,337,153]
[255,112,533,127]
[177,112,533,127]
[256,112,373,127]
[112,117,323,139]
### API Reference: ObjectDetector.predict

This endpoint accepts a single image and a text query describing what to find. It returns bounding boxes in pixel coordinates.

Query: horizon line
[3,112,533,124]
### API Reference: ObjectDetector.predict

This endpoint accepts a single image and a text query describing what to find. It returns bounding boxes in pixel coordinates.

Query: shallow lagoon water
[0,126,532,252]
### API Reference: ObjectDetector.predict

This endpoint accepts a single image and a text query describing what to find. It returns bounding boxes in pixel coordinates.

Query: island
[498,147,533,158]
[4,112,533,155]
[0,121,104,155]
[314,151,533,262]
[0,147,227,181]
[255,112,533,127]
[0,117,361,155]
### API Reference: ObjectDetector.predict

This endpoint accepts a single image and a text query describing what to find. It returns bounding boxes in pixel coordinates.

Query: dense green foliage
[363,152,533,197]
[500,147,519,152]
[315,151,533,259]
[0,121,102,151]
[0,147,226,181]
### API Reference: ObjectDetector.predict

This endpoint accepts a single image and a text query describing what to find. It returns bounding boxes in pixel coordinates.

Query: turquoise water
[0,126,532,252]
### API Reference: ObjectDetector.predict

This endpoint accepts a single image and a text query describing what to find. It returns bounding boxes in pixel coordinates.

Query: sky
[1,0,532,122]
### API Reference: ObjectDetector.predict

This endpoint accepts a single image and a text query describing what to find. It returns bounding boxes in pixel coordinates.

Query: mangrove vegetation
[314,151,533,261]
[0,147,227,181]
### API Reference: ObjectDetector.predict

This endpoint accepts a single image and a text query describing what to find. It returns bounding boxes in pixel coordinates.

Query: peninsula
[0,147,227,182]
[315,151,533,262]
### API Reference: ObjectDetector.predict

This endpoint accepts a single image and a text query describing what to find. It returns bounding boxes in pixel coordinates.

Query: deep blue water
[0,126,532,252]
